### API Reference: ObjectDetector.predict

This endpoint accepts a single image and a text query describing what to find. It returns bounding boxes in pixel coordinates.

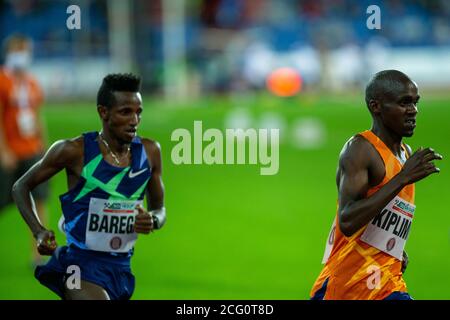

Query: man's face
[377,80,420,138]
[101,91,143,143]
[5,39,32,71]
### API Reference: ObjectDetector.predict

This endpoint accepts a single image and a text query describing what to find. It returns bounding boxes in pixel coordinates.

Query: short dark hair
[365,70,413,107]
[97,73,141,109]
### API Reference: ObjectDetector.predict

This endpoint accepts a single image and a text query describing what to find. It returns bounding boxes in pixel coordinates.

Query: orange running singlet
[310,130,415,300]
[0,68,43,160]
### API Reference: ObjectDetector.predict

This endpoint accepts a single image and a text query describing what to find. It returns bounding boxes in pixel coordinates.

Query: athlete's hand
[401,251,409,273]
[134,205,154,234]
[399,147,442,185]
[35,229,57,256]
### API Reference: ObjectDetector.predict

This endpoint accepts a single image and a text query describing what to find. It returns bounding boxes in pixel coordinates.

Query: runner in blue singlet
[12,73,166,300]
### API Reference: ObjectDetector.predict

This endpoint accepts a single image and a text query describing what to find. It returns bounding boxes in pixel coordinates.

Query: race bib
[17,108,37,137]
[360,196,415,260]
[85,198,142,253]
[321,218,336,264]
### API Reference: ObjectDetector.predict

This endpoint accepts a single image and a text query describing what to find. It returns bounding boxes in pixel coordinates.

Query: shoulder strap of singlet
[358,130,392,166]
[401,143,411,159]
[130,136,151,171]
[359,130,411,166]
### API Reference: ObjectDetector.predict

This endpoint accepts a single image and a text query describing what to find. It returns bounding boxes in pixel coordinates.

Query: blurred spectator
[0,34,49,267]
[1,0,448,95]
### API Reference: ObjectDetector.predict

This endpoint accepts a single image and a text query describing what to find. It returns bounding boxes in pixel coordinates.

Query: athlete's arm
[134,139,165,234]
[146,140,165,229]
[12,139,81,254]
[401,144,412,273]
[338,138,442,237]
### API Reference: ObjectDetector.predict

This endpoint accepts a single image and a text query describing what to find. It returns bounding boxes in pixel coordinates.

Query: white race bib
[321,218,336,264]
[360,196,415,260]
[85,198,142,253]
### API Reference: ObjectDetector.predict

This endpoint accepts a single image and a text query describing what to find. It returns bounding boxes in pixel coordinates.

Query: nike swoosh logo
[128,168,148,178]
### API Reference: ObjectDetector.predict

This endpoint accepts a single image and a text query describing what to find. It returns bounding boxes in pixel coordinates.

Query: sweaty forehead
[112,91,142,107]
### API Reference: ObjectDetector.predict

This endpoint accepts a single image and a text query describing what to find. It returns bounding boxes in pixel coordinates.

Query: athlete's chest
[66,152,151,198]
[86,156,150,196]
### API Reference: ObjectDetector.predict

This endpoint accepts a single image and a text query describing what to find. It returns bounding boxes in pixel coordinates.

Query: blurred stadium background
[0,0,449,299]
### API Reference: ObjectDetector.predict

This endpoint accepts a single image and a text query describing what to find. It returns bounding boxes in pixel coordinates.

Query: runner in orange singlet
[310,70,442,300]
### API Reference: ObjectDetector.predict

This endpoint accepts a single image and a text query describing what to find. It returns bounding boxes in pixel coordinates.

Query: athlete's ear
[97,105,109,121]
[368,99,381,115]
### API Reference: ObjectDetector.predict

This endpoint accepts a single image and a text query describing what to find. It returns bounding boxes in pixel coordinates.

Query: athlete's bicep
[18,140,73,190]
[337,142,371,215]
[144,140,164,210]
[338,159,369,209]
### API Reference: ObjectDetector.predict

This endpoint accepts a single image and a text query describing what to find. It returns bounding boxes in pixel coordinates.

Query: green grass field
[1,92,449,299]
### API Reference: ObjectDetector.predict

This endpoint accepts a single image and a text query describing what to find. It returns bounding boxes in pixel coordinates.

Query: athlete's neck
[99,130,130,155]
[371,124,403,157]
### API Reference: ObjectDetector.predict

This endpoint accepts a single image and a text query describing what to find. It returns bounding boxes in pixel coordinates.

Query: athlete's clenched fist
[35,229,58,256]
[134,205,154,234]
